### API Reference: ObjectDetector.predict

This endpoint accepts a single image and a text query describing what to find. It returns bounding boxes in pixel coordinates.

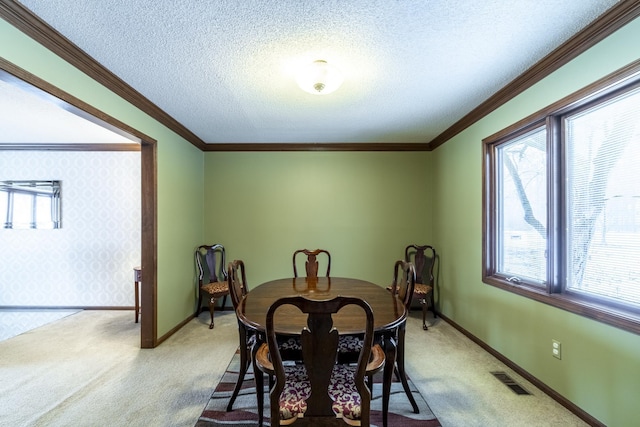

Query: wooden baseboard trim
[439,313,605,427]
[155,307,232,346]
[156,313,194,347]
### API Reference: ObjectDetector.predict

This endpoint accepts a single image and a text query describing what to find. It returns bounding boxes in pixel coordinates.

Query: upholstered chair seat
[200,280,229,298]
[413,283,434,299]
[275,363,365,425]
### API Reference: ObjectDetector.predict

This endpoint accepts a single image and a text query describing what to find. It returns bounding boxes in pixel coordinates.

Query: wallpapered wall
[0,150,140,306]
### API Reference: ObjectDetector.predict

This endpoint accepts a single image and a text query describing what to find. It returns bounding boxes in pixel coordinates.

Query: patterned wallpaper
[0,151,141,307]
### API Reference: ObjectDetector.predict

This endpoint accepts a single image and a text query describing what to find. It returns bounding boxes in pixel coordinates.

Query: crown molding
[0,143,141,151]
[0,0,206,150]
[204,142,431,152]
[429,0,640,150]
[2,0,637,152]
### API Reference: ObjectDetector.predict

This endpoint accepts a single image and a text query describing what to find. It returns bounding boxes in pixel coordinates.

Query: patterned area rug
[196,350,441,426]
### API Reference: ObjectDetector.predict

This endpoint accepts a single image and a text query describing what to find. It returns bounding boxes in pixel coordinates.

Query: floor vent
[491,371,531,395]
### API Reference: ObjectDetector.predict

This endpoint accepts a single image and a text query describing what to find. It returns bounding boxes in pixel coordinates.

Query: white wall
[0,150,140,306]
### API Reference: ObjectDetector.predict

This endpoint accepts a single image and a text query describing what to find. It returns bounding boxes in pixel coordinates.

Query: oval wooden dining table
[236,276,417,427]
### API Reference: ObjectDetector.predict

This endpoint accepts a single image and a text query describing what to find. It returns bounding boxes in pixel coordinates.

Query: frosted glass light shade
[296,60,343,95]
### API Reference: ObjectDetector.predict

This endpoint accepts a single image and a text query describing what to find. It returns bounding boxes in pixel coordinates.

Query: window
[483,63,640,333]
[496,126,548,286]
[0,180,61,229]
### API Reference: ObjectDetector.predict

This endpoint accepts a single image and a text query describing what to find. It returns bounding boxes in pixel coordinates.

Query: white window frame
[0,180,61,229]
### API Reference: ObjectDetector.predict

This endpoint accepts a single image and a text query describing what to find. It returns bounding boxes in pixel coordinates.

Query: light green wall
[432,17,640,427]
[156,139,204,335]
[0,20,205,338]
[6,10,640,424]
[204,151,434,287]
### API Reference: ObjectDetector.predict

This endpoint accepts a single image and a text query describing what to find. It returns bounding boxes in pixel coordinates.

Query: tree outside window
[483,65,640,334]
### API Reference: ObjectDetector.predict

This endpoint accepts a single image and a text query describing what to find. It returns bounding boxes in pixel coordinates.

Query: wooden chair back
[405,244,436,286]
[227,259,248,309]
[265,295,376,426]
[292,248,331,278]
[391,259,417,308]
[195,244,227,285]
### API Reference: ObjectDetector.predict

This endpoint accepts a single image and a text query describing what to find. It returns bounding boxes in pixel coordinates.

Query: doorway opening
[0,61,158,348]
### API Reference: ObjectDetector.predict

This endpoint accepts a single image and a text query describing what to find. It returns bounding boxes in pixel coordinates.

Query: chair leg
[421,298,428,330]
[208,297,216,329]
[252,341,265,427]
[227,337,250,411]
[396,324,419,413]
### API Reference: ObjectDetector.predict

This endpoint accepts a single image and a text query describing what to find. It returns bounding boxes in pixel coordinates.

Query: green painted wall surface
[432,17,640,427]
[204,151,434,288]
[0,20,205,338]
[156,140,204,335]
[5,9,640,425]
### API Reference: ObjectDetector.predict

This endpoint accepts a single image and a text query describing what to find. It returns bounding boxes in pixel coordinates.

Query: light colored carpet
[0,310,238,427]
[0,309,588,427]
[0,309,80,342]
[404,314,588,427]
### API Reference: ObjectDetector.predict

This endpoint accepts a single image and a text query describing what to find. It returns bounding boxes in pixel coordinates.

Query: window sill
[483,275,640,336]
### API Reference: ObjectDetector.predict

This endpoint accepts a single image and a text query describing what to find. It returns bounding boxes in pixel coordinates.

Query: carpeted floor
[0,309,80,342]
[196,350,441,427]
[0,309,589,426]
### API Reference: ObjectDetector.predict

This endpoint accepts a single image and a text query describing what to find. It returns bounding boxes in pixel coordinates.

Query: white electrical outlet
[552,339,562,360]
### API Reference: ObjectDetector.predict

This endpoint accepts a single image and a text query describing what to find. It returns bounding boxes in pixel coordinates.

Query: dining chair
[255,295,385,427]
[292,248,331,278]
[195,244,229,329]
[227,264,303,421]
[405,244,437,330]
[225,259,257,412]
[388,259,420,413]
[291,248,361,363]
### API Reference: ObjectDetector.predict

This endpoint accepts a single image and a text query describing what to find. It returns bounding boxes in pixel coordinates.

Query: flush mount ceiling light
[296,60,344,95]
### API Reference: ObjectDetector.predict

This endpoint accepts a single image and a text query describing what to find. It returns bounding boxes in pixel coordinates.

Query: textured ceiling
[9,0,620,145]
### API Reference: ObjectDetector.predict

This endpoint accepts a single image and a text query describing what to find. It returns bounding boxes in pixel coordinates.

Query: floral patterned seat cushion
[200,280,229,297]
[278,335,364,354]
[414,282,433,295]
[336,335,364,355]
[278,364,311,421]
[387,282,433,296]
[246,331,257,347]
[277,336,303,352]
[329,364,362,422]
[278,364,362,423]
